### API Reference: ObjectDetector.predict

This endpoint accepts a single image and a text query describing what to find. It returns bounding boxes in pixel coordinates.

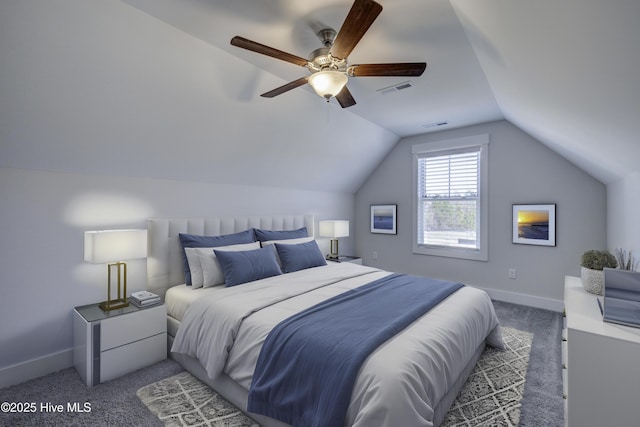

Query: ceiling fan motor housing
[308,46,347,73]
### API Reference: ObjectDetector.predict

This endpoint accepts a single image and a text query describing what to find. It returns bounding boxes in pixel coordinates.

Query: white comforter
[171,263,503,427]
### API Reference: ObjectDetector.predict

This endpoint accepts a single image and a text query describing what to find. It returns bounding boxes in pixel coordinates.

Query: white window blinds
[416,147,481,250]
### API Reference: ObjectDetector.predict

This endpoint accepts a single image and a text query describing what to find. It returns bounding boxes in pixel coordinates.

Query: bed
[148,215,504,427]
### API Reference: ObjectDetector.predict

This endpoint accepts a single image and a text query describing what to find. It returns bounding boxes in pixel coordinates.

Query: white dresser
[73,303,166,386]
[563,276,640,427]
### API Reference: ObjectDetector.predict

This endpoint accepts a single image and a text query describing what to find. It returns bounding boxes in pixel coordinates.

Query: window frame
[411,134,489,261]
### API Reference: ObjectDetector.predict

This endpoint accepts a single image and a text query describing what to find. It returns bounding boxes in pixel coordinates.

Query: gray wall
[607,172,640,260]
[355,120,607,307]
[0,167,355,384]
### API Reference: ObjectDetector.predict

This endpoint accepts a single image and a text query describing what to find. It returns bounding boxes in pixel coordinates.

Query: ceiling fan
[230,0,427,108]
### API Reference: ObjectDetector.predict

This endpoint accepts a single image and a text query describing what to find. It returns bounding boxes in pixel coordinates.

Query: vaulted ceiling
[123,0,640,185]
[2,1,638,194]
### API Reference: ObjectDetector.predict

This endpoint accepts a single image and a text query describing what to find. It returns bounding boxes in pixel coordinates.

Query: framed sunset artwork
[512,204,556,246]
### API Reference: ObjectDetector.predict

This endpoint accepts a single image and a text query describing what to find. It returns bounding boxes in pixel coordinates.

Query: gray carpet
[0,301,564,426]
[492,301,564,427]
[0,358,182,427]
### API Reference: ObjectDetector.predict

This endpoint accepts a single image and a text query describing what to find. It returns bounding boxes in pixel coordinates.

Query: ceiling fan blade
[336,86,357,108]
[348,62,427,77]
[330,0,383,60]
[231,36,308,67]
[260,76,309,98]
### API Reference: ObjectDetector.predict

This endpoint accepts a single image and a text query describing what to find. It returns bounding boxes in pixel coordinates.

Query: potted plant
[580,250,618,295]
[614,248,637,271]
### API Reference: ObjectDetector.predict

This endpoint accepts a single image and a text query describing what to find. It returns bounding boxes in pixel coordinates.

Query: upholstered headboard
[147,214,314,298]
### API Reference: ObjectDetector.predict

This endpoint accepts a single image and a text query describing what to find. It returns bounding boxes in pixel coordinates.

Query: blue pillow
[255,227,308,242]
[275,240,327,273]
[179,228,256,285]
[214,246,282,287]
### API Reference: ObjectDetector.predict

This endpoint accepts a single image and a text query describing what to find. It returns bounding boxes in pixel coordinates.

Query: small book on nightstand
[327,255,359,262]
[129,291,161,308]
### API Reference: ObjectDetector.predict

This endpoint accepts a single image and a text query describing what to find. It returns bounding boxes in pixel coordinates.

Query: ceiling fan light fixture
[230,1,425,109]
[308,70,348,100]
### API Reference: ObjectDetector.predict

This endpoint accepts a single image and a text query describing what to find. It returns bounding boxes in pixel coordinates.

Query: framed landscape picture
[512,204,556,246]
[371,204,397,234]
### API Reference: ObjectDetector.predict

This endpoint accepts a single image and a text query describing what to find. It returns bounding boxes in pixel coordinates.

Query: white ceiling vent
[377,81,413,96]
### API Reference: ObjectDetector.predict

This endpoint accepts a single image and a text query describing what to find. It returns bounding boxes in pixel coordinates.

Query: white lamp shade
[308,70,348,98]
[319,220,350,238]
[84,229,147,263]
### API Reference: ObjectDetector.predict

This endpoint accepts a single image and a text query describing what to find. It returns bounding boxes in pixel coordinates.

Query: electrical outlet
[508,268,517,279]
[372,251,378,260]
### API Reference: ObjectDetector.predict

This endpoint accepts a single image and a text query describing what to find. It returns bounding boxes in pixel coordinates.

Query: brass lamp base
[100,261,129,312]
[99,299,129,311]
[327,238,340,259]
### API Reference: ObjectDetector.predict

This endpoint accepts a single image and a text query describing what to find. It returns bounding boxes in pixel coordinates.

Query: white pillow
[184,248,205,289]
[196,242,261,288]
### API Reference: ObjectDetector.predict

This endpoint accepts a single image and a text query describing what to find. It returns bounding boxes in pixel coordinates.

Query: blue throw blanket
[247,273,464,427]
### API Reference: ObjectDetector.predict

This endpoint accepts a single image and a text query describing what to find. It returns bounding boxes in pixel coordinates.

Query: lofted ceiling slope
[2,0,638,194]
[451,0,640,184]
[0,0,399,194]
[124,0,640,185]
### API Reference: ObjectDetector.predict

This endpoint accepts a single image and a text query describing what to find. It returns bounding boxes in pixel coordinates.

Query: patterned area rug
[138,327,531,427]
[137,372,257,426]
[442,327,533,427]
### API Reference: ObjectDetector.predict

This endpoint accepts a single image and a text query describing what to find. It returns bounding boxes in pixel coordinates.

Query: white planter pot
[581,267,605,295]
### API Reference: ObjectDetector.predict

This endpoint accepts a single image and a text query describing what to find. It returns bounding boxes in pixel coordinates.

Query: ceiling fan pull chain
[326,100,331,124]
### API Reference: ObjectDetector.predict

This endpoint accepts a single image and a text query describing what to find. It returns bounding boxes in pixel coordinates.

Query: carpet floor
[0,301,564,426]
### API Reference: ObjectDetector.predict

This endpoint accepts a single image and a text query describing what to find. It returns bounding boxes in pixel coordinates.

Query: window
[412,135,489,261]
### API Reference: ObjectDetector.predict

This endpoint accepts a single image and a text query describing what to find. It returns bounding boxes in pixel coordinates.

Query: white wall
[607,172,640,261]
[355,120,607,308]
[0,0,385,387]
[0,167,355,386]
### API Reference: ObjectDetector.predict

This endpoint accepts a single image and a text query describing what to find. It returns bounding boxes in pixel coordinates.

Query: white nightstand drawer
[74,302,167,386]
[101,305,166,351]
[101,332,166,382]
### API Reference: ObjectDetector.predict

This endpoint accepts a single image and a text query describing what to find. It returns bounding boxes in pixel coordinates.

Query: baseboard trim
[0,349,73,389]
[478,286,564,312]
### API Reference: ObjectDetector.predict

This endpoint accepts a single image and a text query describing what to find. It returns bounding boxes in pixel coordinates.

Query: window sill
[413,244,488,262]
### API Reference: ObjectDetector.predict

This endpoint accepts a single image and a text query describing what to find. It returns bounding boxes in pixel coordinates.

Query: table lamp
[319,220,349,260]
[84,229,147,311]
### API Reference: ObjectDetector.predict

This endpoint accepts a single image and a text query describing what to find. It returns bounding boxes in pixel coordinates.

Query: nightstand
[73,302,166,386]
[327,255,363,265]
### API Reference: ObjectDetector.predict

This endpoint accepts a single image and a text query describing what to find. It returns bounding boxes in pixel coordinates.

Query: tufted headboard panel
[147,214,314,298]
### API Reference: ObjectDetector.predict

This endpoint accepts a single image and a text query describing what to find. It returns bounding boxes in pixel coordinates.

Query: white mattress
[165,283,226,322]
